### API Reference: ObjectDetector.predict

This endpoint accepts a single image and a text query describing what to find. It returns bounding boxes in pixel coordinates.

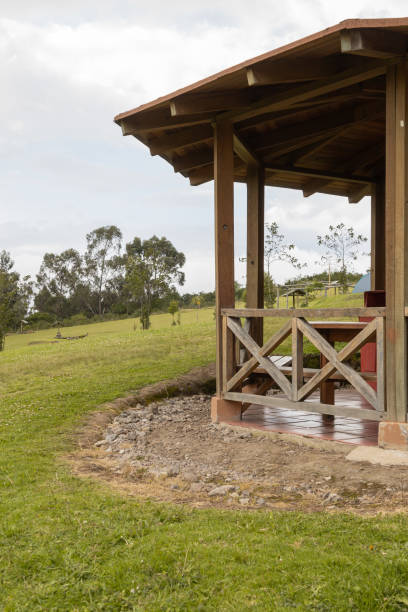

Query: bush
[26,312,57,330]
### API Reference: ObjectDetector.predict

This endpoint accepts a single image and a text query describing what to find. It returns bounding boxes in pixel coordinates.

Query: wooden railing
[221,307,386,422]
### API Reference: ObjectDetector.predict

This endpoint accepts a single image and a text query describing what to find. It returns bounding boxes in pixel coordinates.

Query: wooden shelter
[115,18,408,449]
[281,288,307,309]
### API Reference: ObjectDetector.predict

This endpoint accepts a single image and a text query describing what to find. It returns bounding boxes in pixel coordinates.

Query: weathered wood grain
[223,392,385,421]
[221,307,386,318]
[214,120,235,396]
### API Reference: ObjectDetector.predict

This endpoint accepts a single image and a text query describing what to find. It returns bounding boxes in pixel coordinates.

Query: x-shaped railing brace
[225,315,382,411]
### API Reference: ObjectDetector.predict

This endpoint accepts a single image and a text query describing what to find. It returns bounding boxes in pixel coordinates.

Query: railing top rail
[221,307,386,318]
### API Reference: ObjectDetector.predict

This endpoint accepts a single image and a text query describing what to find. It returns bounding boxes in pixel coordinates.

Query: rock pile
[87,393,407,511]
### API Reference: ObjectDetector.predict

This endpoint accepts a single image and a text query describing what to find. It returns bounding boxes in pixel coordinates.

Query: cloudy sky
[1,0,404,292]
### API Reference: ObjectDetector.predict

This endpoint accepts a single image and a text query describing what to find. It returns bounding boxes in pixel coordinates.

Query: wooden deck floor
[231,390,379,446]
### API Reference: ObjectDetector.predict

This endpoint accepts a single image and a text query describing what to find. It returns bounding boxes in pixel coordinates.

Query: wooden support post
[291,318,303,401]
[385,62,408,422]
[246,164,264,347]
[214,120,235,397]
[371,179,386,290]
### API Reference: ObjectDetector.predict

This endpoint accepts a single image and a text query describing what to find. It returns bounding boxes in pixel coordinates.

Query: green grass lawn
[2,300,408,610]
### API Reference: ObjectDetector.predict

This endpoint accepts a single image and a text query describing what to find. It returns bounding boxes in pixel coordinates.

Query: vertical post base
[378,422,408,450]
[211,396,242,423]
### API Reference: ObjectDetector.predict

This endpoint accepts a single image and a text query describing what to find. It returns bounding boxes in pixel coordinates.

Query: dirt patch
[69,365,408,514]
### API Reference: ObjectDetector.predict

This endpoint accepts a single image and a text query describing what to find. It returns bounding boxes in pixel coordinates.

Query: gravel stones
[87,392,407,513]
[208,485,236,497]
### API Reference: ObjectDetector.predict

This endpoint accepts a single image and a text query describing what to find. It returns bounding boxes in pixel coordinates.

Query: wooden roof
[114,18,408,200]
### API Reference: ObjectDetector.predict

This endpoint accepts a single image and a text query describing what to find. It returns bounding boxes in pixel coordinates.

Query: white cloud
[0,0,401,291]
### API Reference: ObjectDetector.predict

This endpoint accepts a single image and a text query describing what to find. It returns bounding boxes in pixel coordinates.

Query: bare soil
[69,365,408,515]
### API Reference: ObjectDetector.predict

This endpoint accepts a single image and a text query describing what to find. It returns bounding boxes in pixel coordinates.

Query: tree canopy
[0,251,32,350]
[125,235,185,329]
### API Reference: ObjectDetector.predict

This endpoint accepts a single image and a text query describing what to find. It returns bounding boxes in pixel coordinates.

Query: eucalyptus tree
[35,248,83,319]
[125,235,185,329]
[0,251,32,350]
[84,226,123,315]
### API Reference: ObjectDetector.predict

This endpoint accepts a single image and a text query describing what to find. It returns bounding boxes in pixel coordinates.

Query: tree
[264,222,304,307]
[168,300,179,326]
[0,251,32,350]
[264,273,277,308]
[317,223,368,290]
[35,249,82,319]
[125,235,185,330]
[84,226,123,315]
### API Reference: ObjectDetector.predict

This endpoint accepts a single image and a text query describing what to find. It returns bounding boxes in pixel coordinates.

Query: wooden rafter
[233,131,260,165]
[294,128,352,165]
[341,142,385,174]
[119,113,213,134]
[246,57,340,85]
[348,183,372,204]
[260,130,341,162]
[188,164,214,186]
[247,100,384,154]
[277,134,335,167]
[148,125,213,155]
[188,160,376,189]
[265,165,374,186]
[223,61,392,123]
[302,178,333,197]
[173,148,212,173]
[341,29,408,59]
[236,89,376,131]
[175,132,259,175]
[170,90,252,116]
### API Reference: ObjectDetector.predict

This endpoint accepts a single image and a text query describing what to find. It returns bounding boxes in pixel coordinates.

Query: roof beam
[341,29,408,59]
[302,178,333,197]
[189,164,214,186]
[148,124,213,155]
[262,129,344,162]
[348,184,373,203]
[173,148,213,173]
[188,157,246,186]
[265,165,374,186]
[189,163,375,189]
[119,113,213,134]
[224,61,392,123]
[233,131,261,165]
[341,142,385,174]
[170,91,252,116]
[294,129,350,165]
[251,100,384,155]
[246,57,339,85]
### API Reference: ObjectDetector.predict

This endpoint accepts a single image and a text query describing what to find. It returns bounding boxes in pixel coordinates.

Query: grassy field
[2,298,408,610]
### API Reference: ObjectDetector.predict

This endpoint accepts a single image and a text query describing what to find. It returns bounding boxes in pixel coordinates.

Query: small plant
[168,300,179,326]
[140,306,150,330]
